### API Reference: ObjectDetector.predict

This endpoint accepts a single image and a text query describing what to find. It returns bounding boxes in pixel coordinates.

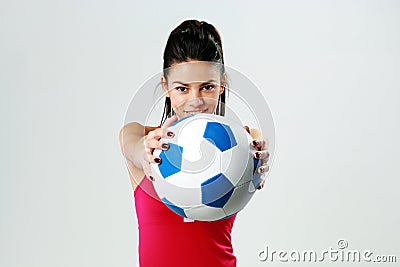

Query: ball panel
[176,118,208,162]
[223,181,254,216]
[179,138,221,180]
[219,122,254,185]
[205,187,234,208]
[153,174,202,207]
[201,173,235,207]
[158,143,183,178]
[252,158,262,189]
[203,121,237,152]
[184,205,227,221]
[220,145,252,186]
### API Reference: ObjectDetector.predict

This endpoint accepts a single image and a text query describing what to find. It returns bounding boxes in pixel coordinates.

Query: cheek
[205,95,220,107]
[169,93,185,109]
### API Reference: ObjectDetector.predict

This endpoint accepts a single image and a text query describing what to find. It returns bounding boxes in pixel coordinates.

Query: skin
[119,60,269,191]
[161,61,225,120]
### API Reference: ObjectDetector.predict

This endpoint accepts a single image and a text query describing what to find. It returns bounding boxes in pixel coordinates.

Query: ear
[161,76,169,97]
[219,73,227,95]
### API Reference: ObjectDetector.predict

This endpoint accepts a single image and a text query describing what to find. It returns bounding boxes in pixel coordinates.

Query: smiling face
[161,61,225,120]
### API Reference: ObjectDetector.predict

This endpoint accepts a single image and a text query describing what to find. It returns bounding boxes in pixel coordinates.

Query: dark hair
[161,19,227,125]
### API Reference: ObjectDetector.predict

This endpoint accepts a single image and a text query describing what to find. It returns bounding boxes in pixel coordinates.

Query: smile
[185,109,207,116]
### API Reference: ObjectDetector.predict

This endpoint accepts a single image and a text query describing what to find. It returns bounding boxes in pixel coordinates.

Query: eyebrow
[172,80,217,86]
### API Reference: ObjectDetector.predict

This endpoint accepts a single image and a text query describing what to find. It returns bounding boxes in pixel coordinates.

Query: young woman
[119,19,269,267]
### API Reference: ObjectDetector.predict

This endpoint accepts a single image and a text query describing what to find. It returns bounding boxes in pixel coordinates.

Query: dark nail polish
[149,175,154,181]
[258,166,265,174]
[154,157,162,164]
[252,140,259,146]
[167,131,174,138]
[257,184,263,190]
[162,143,170,150]
[255,151,262,159]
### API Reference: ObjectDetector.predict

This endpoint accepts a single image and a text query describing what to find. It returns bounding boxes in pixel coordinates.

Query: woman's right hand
[141,116,178,181]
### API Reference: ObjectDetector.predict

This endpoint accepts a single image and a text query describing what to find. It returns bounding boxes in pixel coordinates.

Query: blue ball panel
[161,197,187,218]
[253,158,260,175]
[252,158,262,188]
[203,122,237,152]
[158,143,183,178]
[201,173,235,208]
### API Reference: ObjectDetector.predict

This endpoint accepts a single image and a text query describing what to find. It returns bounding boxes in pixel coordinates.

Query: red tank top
[134,176,237,267]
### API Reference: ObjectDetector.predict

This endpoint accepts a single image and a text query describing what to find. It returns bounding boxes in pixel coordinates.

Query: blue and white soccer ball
[150,114,262,221]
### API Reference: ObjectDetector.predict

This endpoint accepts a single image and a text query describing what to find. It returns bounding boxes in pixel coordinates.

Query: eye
[202,84,215,91]
[176,86,188,92]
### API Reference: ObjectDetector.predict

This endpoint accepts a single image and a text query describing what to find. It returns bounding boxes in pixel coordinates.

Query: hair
[160,19,227,125]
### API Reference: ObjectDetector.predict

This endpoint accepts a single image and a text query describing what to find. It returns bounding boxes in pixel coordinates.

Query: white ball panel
[176,118,207,162]
[152,169,202,208]
[179,139,222,184]
[184,205,227,221]
[164,166,219,189]
[223,181,255,216]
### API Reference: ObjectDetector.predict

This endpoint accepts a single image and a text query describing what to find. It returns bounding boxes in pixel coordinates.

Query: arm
[118,116,178,181]
[119,122,157,168]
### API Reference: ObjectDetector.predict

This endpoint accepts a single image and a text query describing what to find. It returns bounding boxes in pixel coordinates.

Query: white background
[1,0,399,266]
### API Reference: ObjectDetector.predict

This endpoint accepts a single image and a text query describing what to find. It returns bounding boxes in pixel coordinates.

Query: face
[161,61,225,120]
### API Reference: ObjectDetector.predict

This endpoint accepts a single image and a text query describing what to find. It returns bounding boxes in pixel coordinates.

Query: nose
[187,90,204,108]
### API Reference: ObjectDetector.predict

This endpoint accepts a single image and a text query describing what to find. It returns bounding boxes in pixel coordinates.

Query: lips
[185,109,207,116]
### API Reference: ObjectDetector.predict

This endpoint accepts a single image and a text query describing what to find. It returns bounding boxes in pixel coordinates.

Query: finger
[249,128,263,141]
[257,174,266,190]
[257,164,269,175]
[161,116,177,139]
[147,128,162,141]
[144,146,162,164]
[253,150,270,160]
[243,125,250,134]
[251,140,266,150]
[161,115,178,129]
[145,137,167,150]
[249,128,269,150]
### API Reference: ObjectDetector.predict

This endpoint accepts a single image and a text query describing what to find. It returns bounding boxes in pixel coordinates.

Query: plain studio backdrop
[1,0,399,266]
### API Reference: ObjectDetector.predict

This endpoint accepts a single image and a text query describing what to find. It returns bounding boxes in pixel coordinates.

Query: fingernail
[258,165,269,174]
[255,151,262,159]
[258,166,265,174]
[149,175,154,181]
[167,131,175,138]
[154,157,162,164]
[162,143,170,150]
[257,184,263,190]
[252,140,259,146]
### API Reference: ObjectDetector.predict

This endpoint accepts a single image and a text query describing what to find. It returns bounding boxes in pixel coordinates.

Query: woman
[119,19,269,267]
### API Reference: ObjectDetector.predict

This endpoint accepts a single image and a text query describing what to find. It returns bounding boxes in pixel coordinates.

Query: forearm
[119,122,146,168]
[119,122,158,169]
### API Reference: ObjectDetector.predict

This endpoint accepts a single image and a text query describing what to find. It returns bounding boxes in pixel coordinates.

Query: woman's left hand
[244,126,270,190]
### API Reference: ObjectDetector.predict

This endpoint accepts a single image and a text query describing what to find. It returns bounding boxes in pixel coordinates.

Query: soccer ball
[150,114,262,221]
